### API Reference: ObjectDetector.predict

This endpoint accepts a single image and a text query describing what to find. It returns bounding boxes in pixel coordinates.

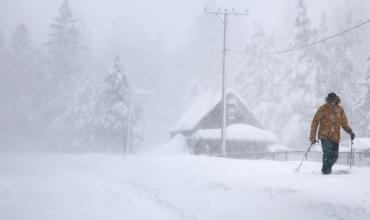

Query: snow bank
[149,134,188,155]
[354,138,370,152]
[194,123,276,143]
[1,154,369,220]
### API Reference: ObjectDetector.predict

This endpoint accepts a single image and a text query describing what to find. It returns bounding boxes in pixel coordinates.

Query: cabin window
[227,97,238,121]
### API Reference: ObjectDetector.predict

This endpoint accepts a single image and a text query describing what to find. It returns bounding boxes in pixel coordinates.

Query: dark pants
[321,139,339,174]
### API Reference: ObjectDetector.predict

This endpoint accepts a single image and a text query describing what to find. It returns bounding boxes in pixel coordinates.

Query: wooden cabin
[169,90,276,155]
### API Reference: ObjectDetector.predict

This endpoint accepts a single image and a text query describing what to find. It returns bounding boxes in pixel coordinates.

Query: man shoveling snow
[310,92,355,174]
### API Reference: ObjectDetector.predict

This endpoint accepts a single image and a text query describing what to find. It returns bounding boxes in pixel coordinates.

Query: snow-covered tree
[307,13,330,99]
[292,0,314,48]
[356,57,370,136]
[178,15,222,92]
[320,10,362,135]
[8,24,36,88]
[0,24,46,150]
[8,23,34,104]
[279,0,319,148]
[0,32,3,49]
[234,24,300,144]
[46,0,83,93]
[327,11,360,107]
[66,78,102,152]
[0,31,5,83]
[0,31,11,148]
[286,0,318,107]
[94,57,140,153]
[42,0,86,149]
[10,24,31,54]
[284,6,360,146]
[234,24,281,108]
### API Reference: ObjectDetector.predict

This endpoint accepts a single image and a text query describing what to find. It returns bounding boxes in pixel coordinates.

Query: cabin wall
[190,139,269,155]
[194,99,248,132]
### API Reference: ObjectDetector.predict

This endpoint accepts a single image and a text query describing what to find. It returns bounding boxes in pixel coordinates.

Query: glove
[350,132,355,140]
[310,139,318,145]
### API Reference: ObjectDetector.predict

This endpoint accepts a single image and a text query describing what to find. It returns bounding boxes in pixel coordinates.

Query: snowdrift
[1,153,369,220]
[149,134,188,155]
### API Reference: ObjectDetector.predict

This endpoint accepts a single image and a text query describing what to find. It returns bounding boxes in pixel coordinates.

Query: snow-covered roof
[169,89,256,133]
[169,90,219,133]
[192,124,277,143]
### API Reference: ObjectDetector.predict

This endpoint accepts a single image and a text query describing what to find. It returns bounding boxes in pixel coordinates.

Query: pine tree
[67,78,102,152]
[8,24,35,86]
[9,23,33,92]
[364,60,370,134]
[0,32,3,50]
[42,0,85,150]
[47,0,82,90]
[292,0,314,48]
[312,13,331,99]
[357,57,370,136]
[283,0,319,148]
[234,24,280,108]
[3,24,44,149]
[0,31,7,86]
[328,11,360,107]
[234,24,300,143]
[10,24,32,54]
[0,31,12,147]
[178,15,222,92]
[94,57,140,152]
[288,0,317,93]
[322,10,361,132]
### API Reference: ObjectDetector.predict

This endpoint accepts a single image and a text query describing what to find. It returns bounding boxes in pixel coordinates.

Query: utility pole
[124,87,133,158]
[122,88,149,159]
[205,8,248,155]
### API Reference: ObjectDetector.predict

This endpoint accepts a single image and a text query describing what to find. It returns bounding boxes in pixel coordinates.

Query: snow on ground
[1,153,370,220]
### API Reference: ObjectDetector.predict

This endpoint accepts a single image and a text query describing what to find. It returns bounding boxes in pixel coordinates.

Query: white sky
[1,0,368,50]
[1,0,369,147]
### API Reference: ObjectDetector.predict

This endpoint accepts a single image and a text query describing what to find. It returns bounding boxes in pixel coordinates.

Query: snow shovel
[295,141,318,172]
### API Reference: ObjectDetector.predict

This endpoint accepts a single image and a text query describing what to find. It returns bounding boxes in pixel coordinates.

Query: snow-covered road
[1,154,369,220]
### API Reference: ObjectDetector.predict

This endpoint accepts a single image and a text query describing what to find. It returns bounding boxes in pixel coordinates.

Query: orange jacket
[310,96,353,143]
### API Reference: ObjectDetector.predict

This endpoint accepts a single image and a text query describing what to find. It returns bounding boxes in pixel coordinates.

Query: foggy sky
[1,0,369,148]
[2,0,368,51]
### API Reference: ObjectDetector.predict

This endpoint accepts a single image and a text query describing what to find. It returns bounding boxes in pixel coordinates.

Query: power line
[349,82,370,86]
[229,19,370,55]
[237,82,370,88]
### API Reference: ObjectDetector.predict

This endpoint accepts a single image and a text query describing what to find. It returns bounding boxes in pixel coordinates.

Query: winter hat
[327,92,337,104]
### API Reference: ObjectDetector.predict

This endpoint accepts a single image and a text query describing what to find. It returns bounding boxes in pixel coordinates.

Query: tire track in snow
[118,180,198,220]
[99,167,197,220]
[309,202,369,220]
